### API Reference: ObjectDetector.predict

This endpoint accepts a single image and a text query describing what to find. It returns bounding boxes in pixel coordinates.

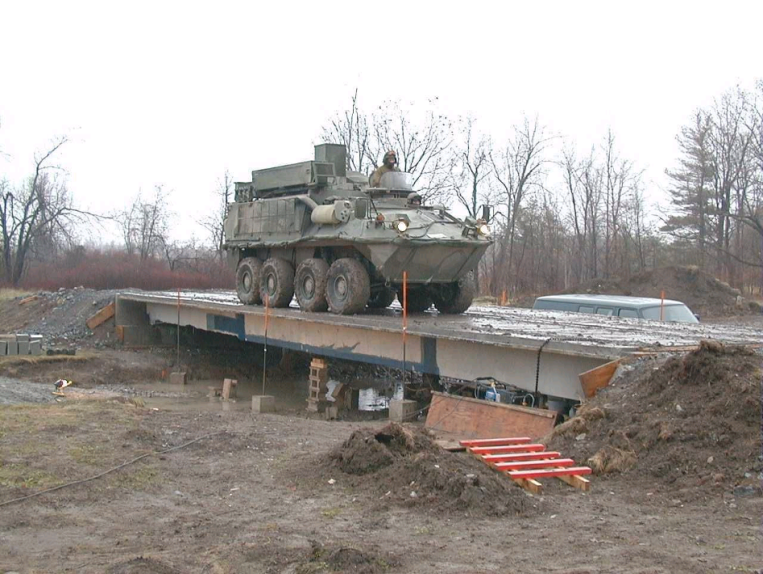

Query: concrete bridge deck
[115,290,761,401]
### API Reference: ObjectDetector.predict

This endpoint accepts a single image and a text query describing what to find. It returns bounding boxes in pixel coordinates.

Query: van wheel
[367,287,396,309]
[260,258,295,308]
[399,288,432,313]
[236,257,262,305]
[326,258,370,315]
[295,258,329,312]
[432,273,475,314]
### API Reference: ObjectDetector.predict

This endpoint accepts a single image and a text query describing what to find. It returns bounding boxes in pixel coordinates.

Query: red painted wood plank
[508,466,592,480]
[482,451,562,463]
[495,458,575,471]
[459,437,532,447]
[469,443,546,455]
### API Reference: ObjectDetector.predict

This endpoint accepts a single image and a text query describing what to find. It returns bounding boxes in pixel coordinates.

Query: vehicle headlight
[394,219,409,233]
[477,223,490,236]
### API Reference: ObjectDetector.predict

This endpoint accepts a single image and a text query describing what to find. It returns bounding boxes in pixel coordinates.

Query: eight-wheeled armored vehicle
[223,144,492,315]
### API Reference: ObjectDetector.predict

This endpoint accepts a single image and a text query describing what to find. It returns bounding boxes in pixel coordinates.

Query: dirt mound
[295,542,399,574]
[327,423,538,516]
[106,557,180,574]
[548,341,762,496]
[0,287,118,346]
[565,265,752,317]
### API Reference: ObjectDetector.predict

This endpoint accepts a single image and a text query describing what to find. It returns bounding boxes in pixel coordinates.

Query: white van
[532,294,699,323]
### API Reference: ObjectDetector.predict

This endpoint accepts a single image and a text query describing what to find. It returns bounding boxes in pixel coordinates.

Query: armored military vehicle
[223,144,492,315]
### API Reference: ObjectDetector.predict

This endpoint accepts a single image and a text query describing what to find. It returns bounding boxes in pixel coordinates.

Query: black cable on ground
[0,431,223,508]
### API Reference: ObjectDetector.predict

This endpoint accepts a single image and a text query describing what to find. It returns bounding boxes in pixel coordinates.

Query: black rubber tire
[259,258,295,308]
[367,287,396,309]
[399,288,432,313]
[326,258,371,315]
[432,273,475,314]
[294,258,329,312]
[236,257,262,305]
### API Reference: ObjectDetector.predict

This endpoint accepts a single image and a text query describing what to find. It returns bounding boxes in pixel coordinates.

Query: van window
[619,308,639,318]
[533,300,580,312]
[596,307,614,316]
[579,305,595,313]
[641,304,699,323]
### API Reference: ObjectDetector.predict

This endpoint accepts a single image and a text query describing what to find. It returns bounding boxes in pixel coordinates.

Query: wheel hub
[243,272,252,292]
[303,276,315,297]
[335,276,348,298]
[267,274,276,293]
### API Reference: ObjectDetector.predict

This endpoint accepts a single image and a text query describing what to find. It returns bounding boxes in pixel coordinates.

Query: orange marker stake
[263,294,270,395]
[402,271,408,395]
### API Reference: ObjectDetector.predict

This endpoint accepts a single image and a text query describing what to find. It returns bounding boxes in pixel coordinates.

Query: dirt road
[0,359,760,573]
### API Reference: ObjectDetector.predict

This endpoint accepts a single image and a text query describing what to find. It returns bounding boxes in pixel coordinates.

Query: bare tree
[118,186,171,261]
[321,92,454,202]
[200,170,232,261]
[321,89,373,173]
[0,136,84,286]
[488,116,551,295]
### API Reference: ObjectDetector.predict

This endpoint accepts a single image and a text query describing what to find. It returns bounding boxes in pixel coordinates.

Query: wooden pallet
[460,436,591,495]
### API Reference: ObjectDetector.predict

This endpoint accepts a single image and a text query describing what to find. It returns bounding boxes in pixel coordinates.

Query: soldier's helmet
[383,150,398,164]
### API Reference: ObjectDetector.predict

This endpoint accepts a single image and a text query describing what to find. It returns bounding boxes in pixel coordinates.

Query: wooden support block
[579,358,621,399]
[460,437,532,447]
[495,458,575,471]
[222,378,237,400]
[425,392,556,440]
[557,473,591,492]
[434,440,466,452]
[482,451,562,464]
[86,302,116,330]
[469,443,546,455]
[19,295,39,305]
[507,466,592,480]
[115,325,125,342]
[511,477,543,495]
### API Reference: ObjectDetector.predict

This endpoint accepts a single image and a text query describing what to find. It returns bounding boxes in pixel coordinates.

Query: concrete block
[29,341,42,355]
[170,372,187,385]
[7,341,18,356]
[18,341,30,355]
[252,395,275,413]
[389,399,417,423]
[15,334,30,343]
[0,341,6,355]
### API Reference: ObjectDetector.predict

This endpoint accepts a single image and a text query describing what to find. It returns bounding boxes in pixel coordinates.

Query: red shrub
[22,250,234,291]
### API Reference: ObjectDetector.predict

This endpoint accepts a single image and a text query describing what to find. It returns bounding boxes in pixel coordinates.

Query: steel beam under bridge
[115,293,632,401]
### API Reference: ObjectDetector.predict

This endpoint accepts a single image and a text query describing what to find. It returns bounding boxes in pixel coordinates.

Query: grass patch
[112,464,160,490]
[0,352,94,368]
[0,288,34,301]
[0,462,61,489]
[321,507,342,519]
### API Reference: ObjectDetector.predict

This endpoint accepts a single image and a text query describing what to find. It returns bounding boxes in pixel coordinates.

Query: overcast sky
[1,0,761,244]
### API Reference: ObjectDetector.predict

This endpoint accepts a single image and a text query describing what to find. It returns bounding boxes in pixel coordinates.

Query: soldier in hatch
[370,150,401,187]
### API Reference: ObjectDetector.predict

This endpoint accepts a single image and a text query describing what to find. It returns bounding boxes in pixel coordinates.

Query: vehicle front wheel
[294,258,329,312]
[326,258,371,315]
[236,257,262,305]
[260,258,295,308]
[431,273,475,314]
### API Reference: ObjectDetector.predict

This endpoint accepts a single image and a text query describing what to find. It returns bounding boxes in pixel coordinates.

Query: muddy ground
[0,347,761,574]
